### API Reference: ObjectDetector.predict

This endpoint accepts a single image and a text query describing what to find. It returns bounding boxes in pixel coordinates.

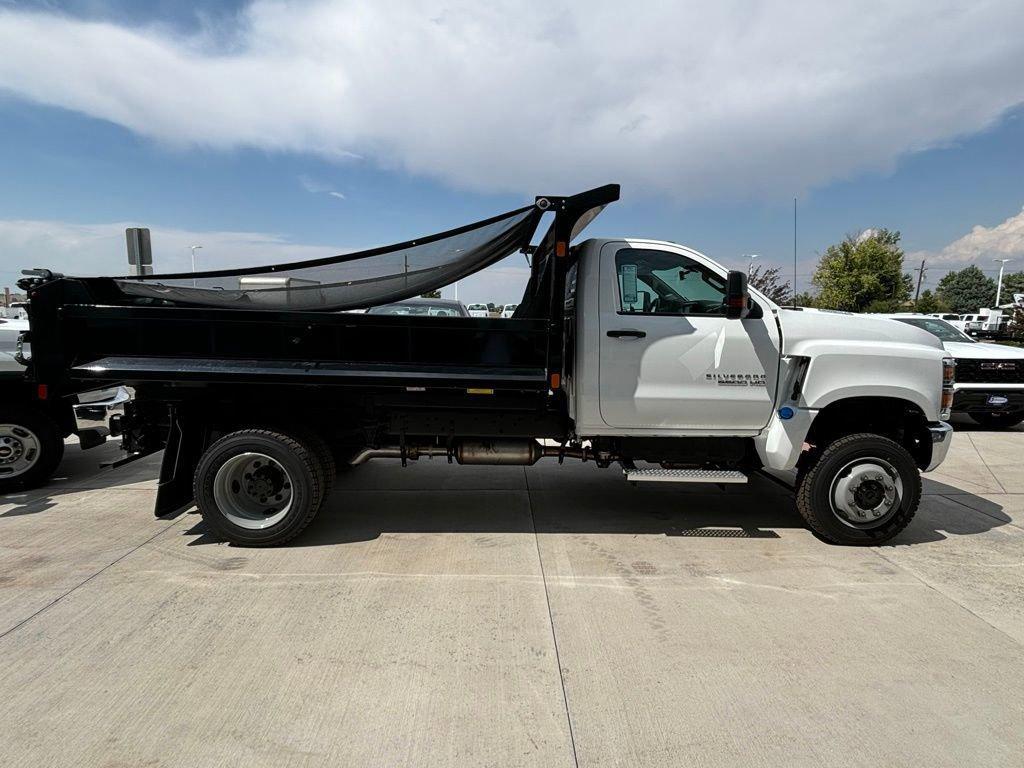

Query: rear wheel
[284,426,337,501]
[193,429,324,546]
[796,433,920,545]
[0,408,64,493]
[968,412,1024,429]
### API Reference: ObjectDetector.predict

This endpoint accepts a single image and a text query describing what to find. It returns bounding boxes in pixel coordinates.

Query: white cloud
[911,207,1024,265]
[0,218,529,304]
[298,174,346,199]
[1,1,1022,199]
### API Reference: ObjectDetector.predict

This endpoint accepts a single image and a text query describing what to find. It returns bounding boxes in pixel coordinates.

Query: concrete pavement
[1,421,1023,767]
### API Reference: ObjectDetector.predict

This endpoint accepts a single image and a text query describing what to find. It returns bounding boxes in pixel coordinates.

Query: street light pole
[994,258,1010,306]
[190,245,203,288]
[744,254,759,277]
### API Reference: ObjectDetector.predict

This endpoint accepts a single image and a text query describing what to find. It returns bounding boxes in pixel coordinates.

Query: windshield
[895,317,975,343]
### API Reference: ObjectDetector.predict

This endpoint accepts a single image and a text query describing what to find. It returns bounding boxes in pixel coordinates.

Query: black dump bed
[20,185,618,398]
[64,306,551,391]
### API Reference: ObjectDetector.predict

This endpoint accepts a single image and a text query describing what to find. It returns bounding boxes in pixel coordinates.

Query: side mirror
[725,271,749,319]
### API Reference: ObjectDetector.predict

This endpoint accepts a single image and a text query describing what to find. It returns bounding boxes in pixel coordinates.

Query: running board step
[624,468,748,484]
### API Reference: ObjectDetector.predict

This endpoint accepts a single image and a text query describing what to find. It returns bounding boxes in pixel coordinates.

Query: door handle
[607,329,646,339]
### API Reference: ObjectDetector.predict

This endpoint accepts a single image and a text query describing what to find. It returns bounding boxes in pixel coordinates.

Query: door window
[615,248,727,315]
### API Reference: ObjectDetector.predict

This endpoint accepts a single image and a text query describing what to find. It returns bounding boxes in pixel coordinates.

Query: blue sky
[2,1,1024,303]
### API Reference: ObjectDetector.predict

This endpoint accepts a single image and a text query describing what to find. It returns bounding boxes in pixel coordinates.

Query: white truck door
[598,242,780,431]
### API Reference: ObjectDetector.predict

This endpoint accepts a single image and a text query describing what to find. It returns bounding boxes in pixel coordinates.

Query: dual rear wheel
[194,428,335,547]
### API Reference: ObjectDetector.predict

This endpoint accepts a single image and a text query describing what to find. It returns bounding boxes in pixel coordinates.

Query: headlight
[940,357,955,420]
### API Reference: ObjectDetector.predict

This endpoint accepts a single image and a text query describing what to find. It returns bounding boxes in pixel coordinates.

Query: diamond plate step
[624,468,748,484]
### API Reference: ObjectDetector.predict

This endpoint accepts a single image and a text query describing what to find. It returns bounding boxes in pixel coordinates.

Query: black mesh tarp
[513,202,611,319]
[114,205,543,312]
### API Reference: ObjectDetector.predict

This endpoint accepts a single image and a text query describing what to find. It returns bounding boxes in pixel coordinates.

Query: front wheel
[0,408,65,493]
[968,412,1024,429]
[796,433,921,545]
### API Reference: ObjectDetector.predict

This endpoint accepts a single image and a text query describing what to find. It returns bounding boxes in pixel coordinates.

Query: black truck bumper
[953,389,1024,415]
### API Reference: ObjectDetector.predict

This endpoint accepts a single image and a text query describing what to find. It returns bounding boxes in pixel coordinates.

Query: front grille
[955,358,1024,384]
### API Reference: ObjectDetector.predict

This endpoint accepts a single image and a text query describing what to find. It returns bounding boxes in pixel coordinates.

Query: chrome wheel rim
[830,458,903,528]
[0,424,41,479]
[212,452,293,530]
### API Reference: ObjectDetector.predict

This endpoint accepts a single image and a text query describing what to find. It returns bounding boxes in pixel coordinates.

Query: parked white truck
[19,185,954,546]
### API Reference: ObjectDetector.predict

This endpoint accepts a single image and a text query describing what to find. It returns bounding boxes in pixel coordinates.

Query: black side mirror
[725,271,750,319]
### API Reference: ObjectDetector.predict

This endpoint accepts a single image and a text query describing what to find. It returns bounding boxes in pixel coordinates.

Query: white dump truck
[17,185,954,546]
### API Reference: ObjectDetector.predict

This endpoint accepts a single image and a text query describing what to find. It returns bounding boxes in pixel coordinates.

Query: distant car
[960,313,987,335]
[466,303,490,318]
[500,303,519,318]
[880,314,1024,428]
[925,313,970,332]
[365,298,470,317]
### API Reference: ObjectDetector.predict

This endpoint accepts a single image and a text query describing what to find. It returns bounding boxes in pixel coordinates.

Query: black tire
[193,429,324,546]
[796,433,921,545]
[967,412,1024,429]
[0,408,65,493]
[301,430,337,501]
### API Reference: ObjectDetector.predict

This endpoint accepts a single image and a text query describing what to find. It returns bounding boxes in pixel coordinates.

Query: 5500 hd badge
[705,373,767,387]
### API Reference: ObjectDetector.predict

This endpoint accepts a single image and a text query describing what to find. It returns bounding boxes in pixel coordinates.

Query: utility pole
[793,198,797,307]
[914,259,926,303]
[190,244,203,288]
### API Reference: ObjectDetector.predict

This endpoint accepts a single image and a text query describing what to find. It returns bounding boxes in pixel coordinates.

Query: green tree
[1000,270,1024,302]
[1010,306,1024,342]
[811,229,912,312]
[936,266,996,313]
[791,291,817,308]
[913,289,946,314]
[747,264,792,304]
[420,289,442,299]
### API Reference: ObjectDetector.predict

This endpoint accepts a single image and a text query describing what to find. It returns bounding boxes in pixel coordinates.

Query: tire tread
[193,428,323,547]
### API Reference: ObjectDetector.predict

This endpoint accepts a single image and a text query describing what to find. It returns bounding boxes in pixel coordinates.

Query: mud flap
[155,411,206,518]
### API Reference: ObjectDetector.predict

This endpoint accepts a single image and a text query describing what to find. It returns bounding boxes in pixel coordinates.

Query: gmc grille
[955,359,1024,384]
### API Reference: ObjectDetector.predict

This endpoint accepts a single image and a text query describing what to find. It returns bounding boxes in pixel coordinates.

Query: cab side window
[615,248,727,316]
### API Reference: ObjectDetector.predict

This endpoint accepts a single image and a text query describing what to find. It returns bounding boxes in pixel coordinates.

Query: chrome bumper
[923,421,953,472]
[73,386,131,432]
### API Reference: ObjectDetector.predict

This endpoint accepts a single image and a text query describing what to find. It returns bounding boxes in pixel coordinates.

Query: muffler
[453,439,544,465]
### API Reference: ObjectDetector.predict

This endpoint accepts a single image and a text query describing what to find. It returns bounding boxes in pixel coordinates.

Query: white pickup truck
[19,185,955,546]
